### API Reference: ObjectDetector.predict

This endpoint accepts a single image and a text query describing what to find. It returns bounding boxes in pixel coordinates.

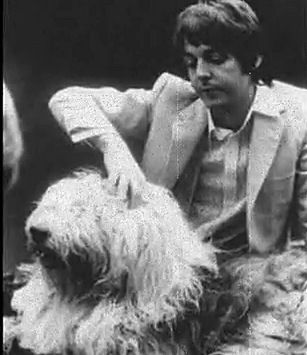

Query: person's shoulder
[154,72,192,89]
[271,80,307,113]
[269,81,307,124]
[255,82,307,153]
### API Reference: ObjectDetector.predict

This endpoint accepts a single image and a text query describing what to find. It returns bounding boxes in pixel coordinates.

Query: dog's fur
[4,170,220,355]
[4,170,307,355]
[216,248,307,354]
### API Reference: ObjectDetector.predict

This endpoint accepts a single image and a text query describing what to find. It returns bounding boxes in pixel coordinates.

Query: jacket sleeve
[48,73,169,145]
[291,103,307,243]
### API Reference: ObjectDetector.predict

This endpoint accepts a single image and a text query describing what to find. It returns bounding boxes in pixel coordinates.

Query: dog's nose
[29,226,50,244]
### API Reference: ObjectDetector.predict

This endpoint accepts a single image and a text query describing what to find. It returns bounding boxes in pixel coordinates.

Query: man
[49,0,307,254]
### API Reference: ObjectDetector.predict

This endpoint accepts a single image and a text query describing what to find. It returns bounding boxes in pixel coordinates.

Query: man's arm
[48,73,169,198]
[48,73,169,144]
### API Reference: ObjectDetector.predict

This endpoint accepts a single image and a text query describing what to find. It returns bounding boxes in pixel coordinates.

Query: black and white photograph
[3,0,307,354]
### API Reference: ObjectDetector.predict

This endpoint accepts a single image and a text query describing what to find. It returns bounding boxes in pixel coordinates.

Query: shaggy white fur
[4,170,307,355]
[214,247,307,355]
[6,170,217,355]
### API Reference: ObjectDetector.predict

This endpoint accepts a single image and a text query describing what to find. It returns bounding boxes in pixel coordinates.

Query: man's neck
[211,84,256,131]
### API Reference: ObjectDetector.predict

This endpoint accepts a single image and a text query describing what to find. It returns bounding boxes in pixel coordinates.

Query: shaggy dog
[4,170,221,355]
[4,170,307,355]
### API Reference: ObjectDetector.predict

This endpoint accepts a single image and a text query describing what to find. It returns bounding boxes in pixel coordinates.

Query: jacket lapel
[247,85,285,214]
[159,98,208,189]
[157,81,286,223]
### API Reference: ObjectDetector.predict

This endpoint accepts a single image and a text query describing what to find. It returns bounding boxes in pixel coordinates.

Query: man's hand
[101,137,147,208]
[106,152,147,208]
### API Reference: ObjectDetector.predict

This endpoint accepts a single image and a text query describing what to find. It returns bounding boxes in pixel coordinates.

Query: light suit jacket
[49,73,307,253]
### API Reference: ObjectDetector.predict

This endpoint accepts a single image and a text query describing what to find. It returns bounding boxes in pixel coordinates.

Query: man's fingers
[129,191,145,209]
[127,175,148,209]
[107,171,147,207]
[117,175,129,199]
[127,182,133,202]
[114,175,121,187]
[106,173,119,194]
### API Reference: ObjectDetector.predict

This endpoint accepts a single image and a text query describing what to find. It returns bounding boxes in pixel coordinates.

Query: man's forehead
[183,39,214,55]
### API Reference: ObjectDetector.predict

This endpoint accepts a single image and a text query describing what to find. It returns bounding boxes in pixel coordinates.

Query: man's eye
[183,57,196,68]
[207,53,227,64]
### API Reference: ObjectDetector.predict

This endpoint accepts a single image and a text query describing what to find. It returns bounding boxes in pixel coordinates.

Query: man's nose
[29,226,50,244]
[196,59,211,81]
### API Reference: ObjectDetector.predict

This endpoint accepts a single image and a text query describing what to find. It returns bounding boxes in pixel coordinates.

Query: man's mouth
[199,87,224,102]
[200,87,220,93]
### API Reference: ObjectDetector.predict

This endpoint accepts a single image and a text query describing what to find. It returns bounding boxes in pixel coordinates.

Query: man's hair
[174,0,272,85]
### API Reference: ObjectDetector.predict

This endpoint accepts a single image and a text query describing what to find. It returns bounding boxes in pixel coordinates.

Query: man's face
[183,40,252,110]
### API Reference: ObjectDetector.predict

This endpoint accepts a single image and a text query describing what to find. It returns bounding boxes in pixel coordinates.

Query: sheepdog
[3,169,307,355]
[3,170,220,355]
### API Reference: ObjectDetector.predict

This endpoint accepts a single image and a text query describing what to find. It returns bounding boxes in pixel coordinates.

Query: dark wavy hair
[174,0,272,85]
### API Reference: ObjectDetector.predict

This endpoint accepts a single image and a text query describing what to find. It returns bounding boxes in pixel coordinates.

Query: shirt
[191,108,253,254]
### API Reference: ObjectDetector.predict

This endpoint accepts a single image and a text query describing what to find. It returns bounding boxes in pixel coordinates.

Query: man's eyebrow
[183,52,195,58]
[183,48,218,57]
[202,48,219,56]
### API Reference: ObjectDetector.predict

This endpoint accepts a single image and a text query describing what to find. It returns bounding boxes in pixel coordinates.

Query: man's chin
[199,94,224,109]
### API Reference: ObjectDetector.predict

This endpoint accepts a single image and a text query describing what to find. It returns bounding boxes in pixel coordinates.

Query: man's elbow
[48,87,89,119]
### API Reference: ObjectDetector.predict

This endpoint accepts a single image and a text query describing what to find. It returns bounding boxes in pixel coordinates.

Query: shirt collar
[207,82,284,137]
[250,82,284,117]
[207,99,254,140]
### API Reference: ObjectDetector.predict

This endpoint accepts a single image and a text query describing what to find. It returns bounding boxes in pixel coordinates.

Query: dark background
[3,0,307,272]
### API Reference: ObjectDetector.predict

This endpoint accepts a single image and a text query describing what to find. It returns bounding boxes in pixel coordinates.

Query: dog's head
[25,170,217,308]
[17,170,218,354]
